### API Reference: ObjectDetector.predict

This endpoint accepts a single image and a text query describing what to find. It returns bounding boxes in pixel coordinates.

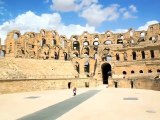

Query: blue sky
[0,0,159,44]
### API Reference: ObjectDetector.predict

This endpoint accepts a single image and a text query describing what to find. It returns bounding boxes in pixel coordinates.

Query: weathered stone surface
[0,23,160,93]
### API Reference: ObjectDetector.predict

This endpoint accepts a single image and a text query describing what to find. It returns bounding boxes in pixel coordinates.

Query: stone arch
[94,52,98,60]
[73,41,80,51]
[104,40,112,45]
[14,32,20,40]
[68,82,71,89]
[83,41,89,46]
[73,52,79,57]
[75,62,80,73]
[54,51,58,59]
[41,38,46,47]
[83,47,89,55]
[106,55,112,61]
[63,52,68,60]
[157,69,160,73]
[141,51,145,59]
[150,50,154,59]
[94,35,99,41]
[123,71,127,75]
[117,34,123,44]
[139,70,143,73]
[40,29,45,36]
[93,41,99,46]
[52,30,57,36]
[131,70,135,74]
[116,53,120,61]
[123,52,127,61]
[132,51,136,60]
[52,39,57,46]
[148,69,152,73]
[101,63,111,84]
[84,61,90,73]
[0,50,6,57]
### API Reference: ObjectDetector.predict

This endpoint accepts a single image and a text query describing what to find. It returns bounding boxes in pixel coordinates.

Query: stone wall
[0,78,92,94]
[108,78,160,90]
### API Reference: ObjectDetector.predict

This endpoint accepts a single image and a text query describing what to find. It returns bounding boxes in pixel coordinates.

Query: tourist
[73,87,77,96]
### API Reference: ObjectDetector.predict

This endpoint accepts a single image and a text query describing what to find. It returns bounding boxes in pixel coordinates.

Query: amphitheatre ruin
[0,23,160,93]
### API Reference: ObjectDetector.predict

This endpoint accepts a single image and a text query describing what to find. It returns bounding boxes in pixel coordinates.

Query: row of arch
[116,50,156,61]
[122,69,160,75]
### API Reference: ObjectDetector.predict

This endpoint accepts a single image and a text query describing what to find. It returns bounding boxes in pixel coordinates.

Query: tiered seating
[0,58,78,79]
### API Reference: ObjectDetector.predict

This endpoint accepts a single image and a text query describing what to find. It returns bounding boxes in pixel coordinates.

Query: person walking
[73,87,77,96]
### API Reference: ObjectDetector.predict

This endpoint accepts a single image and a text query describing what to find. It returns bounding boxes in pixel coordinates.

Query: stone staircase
[0,58,78,79]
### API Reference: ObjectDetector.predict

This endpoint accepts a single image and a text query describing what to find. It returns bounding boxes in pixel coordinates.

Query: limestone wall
[0,78,91,94]
[109,78,160,91]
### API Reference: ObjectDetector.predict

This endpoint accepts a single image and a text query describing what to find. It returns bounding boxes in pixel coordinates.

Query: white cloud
[123,11,137,19]
[50,0,98,12]
[129,5,137,12]
[80,4,119,27]
[51,0,138,27]
[50,0,77,12]
[120,4,137,19]
[137,20,159,31]
[0,11,96,45]
[112,28,128,33]
[112,20,159,33]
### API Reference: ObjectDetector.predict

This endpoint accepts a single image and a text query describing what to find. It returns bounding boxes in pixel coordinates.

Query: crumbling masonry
[0,23,160,92]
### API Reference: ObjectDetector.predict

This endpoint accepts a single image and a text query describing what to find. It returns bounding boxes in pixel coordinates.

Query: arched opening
[73,52,79,57]
[62,40,67,48]
[150,50,154,59]
[94,37,99,41]
[94,52,98,60]
[54,52,58,59]
[101,63,111,84]
[131,70,135,74]
[157,69,160,73]
[141,51,145,59]
[41,39,46,47]
[116,53,120,61]
[123,71,127,75]
[83,41,89,46]
[130,39,135,44]
[0,50,6,57]
[132,51,136,60]
[84,61,89,73]
[75,62,80,73]
[93,47,98,51]
[123,52,127,61]
[52,39,56,46]
[84,47,89,55]
[104,40,112,45]
[106,55,112,61]
[130,80,134,89]
[148,69,152,73]
[93,41,99,46]
[68,82,71,89]
[64,52,68,60]
[139,70,143,73]
[140,32,145,37]
[73,41,80,51]
[14,33,20,40]
[117,39,123,44]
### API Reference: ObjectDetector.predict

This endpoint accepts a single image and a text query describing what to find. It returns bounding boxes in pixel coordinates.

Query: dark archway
[73,41,80,51]
[68,82,71,89]
[101,63,111,84]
